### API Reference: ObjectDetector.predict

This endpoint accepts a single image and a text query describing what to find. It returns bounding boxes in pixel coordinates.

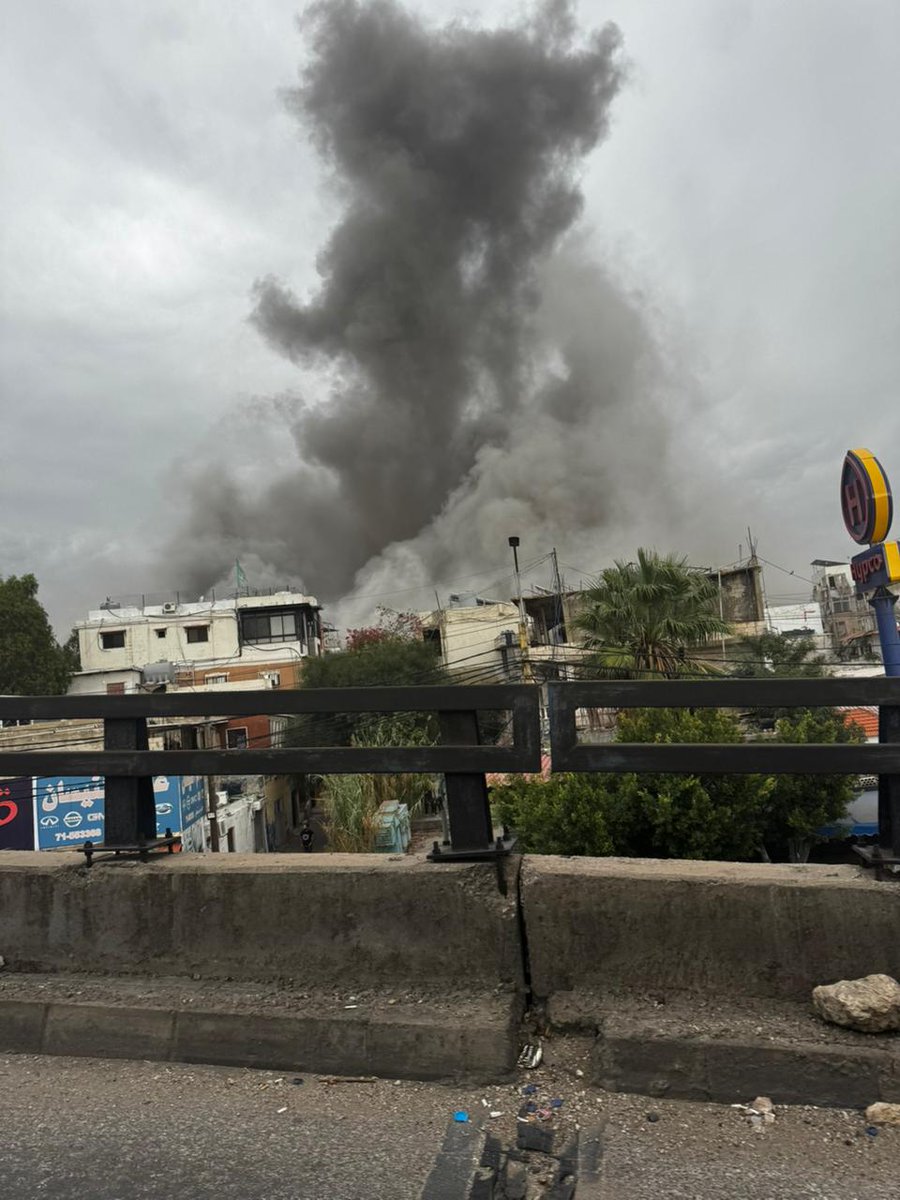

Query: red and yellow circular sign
[841,448,893,545]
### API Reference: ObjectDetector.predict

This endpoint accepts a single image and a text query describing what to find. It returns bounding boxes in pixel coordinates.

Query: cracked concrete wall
[0,852,524,991]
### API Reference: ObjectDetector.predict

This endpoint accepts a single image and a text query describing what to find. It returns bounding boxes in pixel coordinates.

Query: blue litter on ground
[453,1111,469,1123]
[525,1102,538,1113]
[550,1099,563,1108]
[522,1084,538,1095]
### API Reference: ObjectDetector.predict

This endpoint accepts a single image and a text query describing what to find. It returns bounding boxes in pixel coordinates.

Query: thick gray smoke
[169,0,689,610]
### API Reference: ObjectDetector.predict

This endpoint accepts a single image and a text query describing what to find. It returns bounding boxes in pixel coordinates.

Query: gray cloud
[3,1,900,630]
[169,0,670,603]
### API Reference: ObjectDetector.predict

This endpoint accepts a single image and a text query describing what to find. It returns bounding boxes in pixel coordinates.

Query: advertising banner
[32,775,204,850]
[0,777,36,850]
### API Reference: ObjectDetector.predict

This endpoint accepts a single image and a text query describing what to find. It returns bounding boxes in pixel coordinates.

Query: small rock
[575,1068,584,1078]
[865,1102,900,1127]
[646,1112,660,1123]
[812,974,900,1033]
[751,1096,776,1125]
[0,955,6,969]
[191,973,201,981]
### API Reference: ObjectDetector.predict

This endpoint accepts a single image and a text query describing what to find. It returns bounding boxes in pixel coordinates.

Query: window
[100,630,125,650]
[241,611,298,644]
[106,682,125,695]
[205,673,228,685]
[186,625,209,644]
[155,628,167,639]
[226,727,249,749]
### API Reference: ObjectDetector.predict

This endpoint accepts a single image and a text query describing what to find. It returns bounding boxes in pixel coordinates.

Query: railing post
[436,709,494,853]
[102,717,157,848]
[878,703,900,861]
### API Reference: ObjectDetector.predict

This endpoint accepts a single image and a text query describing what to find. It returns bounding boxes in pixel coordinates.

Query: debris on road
[517,1042,543,1069]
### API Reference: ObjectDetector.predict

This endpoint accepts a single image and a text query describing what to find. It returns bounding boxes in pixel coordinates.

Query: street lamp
[508,537,532,683]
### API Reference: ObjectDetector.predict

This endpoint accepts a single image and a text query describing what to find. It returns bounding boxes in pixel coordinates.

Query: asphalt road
[0,1054,464,1200]
[0,1052,897,1199]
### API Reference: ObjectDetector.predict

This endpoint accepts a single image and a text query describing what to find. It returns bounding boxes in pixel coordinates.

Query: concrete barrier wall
[3,853,898,1003]
[0,852,524,990]
[521,857,900,1002]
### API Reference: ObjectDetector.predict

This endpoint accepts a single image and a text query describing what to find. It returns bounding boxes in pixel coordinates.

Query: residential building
[73,588,323,695]
[65,587,325,852]
[811,561,880,662]
[422,560,770,683]
[419,597,523,683]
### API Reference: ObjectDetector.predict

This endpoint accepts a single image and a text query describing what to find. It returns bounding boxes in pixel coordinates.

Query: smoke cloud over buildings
[170,0,689,611]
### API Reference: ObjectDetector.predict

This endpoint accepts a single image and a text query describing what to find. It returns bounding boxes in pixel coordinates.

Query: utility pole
[508,536,533,683]
[550,547,566,642]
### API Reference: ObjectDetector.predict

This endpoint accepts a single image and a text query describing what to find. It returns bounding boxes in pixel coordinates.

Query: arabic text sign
[178,775,206,833]
[36,776,104,849]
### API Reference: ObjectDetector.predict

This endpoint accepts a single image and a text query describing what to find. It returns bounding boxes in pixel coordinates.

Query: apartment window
[185,625,209,644]
[100,631,125,650]
[205,673,228,685]
[241,611,298,644]
[226,727,249,749]
[155,628,167,639]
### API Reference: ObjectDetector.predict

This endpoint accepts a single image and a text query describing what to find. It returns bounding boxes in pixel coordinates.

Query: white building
[72,590,323,694]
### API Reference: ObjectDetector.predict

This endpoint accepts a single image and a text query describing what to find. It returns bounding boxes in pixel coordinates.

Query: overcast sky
[2,0,899,633]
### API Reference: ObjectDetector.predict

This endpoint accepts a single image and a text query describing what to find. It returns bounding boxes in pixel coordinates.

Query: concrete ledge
[43,1003,175,1062]
[0,974,522,1082]
[587,999,900,1108]
[0,852,524,991]
[522,857,900,1003]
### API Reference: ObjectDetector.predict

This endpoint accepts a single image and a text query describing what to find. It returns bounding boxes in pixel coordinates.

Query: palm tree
[574,549,732,678]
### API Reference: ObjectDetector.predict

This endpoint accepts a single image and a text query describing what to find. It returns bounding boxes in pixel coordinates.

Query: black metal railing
[0,686,541,862]
[548,677,900,873]
[1,678,898,874]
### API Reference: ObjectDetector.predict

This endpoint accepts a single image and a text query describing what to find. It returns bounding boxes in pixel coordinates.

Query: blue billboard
[35,775,105,849]
[32,775,207,850]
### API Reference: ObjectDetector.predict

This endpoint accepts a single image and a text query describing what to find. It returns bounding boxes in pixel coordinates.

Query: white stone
[812,974,900,1033]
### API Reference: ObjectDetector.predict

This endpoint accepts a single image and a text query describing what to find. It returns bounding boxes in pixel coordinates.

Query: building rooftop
[81,588,320,625]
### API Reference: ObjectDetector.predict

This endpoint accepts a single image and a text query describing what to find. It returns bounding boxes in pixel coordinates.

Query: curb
[593,1023,900,1108]
[0,993,521,1083]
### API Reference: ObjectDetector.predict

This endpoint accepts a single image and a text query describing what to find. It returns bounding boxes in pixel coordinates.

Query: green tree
[492,773,614,856]
[493,708,772,862]
[0,574,72,695]
[575,549,731,678]
[60,628,82,675]
[733,630,825,679]
[761,709,864,862]
[290,628,447,747]
[603,707,772,860]
[285,611,447,850]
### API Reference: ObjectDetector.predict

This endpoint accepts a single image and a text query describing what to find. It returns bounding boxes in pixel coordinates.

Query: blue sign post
[841,448,900,677]
[841,448,900,874]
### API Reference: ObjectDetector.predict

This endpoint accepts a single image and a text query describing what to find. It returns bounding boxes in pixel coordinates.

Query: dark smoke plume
[169,1,687,609]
